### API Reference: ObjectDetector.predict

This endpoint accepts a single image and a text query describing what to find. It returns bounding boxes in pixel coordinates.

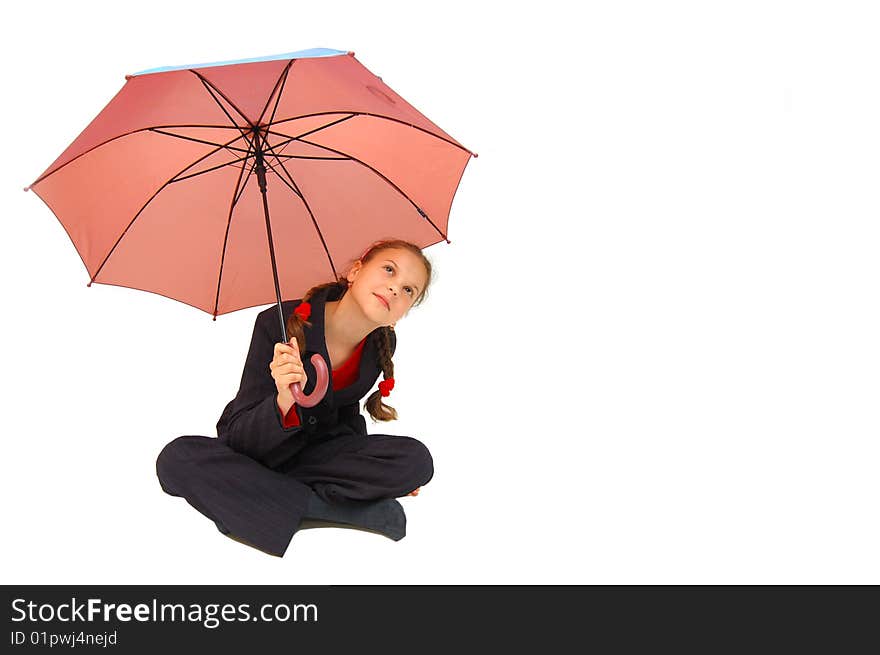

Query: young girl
[155,239,435,557]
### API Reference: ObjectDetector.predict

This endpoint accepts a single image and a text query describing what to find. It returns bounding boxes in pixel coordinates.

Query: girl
[156,239,435,557]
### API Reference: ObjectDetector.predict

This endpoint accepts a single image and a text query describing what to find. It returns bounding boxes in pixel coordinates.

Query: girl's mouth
[373,293,390,310]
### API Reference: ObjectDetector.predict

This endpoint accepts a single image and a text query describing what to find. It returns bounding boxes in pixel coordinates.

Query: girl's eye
[384,265,413,295]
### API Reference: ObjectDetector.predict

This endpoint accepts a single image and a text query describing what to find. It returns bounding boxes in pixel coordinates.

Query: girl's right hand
[270,340,308,397]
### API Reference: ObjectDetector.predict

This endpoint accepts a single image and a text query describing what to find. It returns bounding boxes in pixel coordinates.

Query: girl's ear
[347,260,362,285]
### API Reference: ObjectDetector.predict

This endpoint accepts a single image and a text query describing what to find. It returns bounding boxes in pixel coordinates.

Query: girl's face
[346,247,428,327]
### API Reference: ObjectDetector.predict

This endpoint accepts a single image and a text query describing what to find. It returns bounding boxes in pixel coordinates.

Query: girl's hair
[284,239,433,421]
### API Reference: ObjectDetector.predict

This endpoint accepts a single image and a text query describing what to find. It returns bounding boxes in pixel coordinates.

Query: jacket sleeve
[280,402,301,427]
[216,309,307,462]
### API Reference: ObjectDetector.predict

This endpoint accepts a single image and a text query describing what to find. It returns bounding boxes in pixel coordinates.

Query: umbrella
[26,47,476,406]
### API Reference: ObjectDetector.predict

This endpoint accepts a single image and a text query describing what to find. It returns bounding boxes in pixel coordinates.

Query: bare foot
[408,487,420,496]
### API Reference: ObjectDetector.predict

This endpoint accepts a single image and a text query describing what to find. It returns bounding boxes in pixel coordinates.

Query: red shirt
[277,337,367,427]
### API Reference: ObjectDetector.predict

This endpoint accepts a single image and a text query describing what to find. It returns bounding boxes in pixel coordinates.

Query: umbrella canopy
[27,47,476,319]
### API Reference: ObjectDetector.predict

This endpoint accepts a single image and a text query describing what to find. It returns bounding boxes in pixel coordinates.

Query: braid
[284,238,431,422]
[365,325,398,421]
[284,278,348,353]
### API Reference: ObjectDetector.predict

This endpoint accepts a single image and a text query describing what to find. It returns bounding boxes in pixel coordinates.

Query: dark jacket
[216,284,396,470]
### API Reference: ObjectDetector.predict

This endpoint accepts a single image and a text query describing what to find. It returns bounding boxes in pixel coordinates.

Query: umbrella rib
[170,155,251,184]
[149,128,252,155]
[190,71,255,130]
[260,60,295,128]
[28,124,247,189]
[30,107,471,191]
[296,137,449,242]
[263,114,356,147]
[90,136,252,284]
[274,154,349,161]
[261,140,339,281]
[268,111,476,158]
[257,113,356,165]
[261,154,304,201]
[172,152,344,185]
[232,158,258,208]
[213,145,257,318]
[189,73,257,169]
[161,131,251,182]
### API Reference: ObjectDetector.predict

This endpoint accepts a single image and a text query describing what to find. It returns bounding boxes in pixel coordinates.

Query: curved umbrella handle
[289,352,330,408]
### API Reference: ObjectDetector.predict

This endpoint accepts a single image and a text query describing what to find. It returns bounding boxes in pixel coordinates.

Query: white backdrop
[2,0,878,584]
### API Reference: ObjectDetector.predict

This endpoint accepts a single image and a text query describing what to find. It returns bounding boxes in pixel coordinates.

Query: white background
[1,0,878,584]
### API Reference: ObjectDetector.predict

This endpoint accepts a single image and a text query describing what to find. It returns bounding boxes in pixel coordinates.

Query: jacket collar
[293,284,382,406]
[299,283,341,357]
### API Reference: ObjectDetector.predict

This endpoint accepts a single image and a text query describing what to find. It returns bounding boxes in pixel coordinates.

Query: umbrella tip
[23,186,30,192]
[472,152,479,158]
[446,238,452,245]
[347,51,355,56]
[125,74,133,80]
[87,281,92,288]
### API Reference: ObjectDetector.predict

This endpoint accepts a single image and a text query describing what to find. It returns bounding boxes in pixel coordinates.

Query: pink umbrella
[26,47,476,406]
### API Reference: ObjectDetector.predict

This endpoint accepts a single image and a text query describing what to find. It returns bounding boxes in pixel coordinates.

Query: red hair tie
[378,377,395,397]
[294,302,311,321]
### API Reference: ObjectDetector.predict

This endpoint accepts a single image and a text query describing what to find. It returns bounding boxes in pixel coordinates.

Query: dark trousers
[155,432,434,557]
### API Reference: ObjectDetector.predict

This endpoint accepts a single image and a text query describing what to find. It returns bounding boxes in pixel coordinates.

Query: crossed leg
[155,432,433,556]
[279,432,434,504]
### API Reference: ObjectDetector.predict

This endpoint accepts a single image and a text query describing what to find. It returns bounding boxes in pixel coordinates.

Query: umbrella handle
[289,353,330,408]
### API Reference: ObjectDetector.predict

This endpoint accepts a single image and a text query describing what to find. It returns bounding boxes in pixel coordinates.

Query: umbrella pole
[253,133,287,345]
[252,130,330,408]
